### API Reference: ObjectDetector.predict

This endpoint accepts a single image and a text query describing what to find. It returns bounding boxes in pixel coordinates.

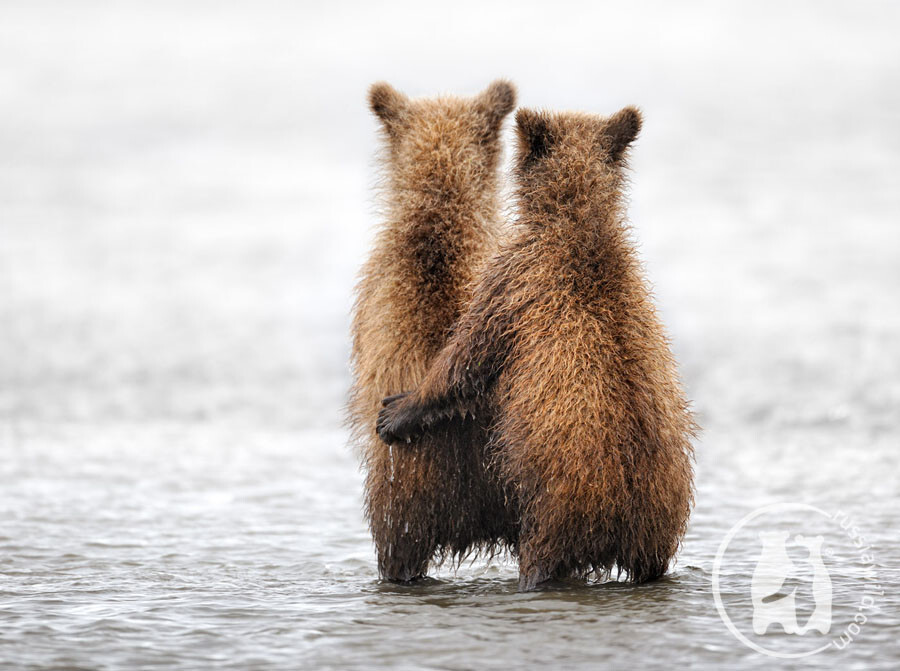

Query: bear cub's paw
[376,392,424,445]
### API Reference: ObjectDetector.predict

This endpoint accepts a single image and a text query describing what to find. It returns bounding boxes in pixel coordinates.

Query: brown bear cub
[377,106,696,591]
[349,80,518,582]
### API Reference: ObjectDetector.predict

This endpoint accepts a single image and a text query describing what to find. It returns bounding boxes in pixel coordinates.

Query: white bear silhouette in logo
[794,534,832,634]
[751,531,832,635]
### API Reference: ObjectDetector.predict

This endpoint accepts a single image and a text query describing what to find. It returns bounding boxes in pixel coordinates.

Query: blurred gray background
[1,1,898,669]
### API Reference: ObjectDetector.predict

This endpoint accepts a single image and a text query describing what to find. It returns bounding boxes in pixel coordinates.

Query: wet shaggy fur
[377,107,696,591]
[349,80,518,582]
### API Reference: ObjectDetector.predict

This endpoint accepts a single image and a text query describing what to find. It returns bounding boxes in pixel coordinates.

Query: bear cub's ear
[515,108,553,166]
[475,79,517,132]
[368,82,409,133]
[604,106,642,162]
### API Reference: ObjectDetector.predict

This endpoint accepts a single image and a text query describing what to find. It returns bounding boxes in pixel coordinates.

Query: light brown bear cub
[349,80,518,582]
[378,106,696,591]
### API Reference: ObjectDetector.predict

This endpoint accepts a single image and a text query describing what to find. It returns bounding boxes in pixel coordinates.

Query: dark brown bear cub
[378,106,696,591]
[349,81,518,582]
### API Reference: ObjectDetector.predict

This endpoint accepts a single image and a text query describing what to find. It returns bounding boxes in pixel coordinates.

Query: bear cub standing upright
[349,80,518,582]
[378,106,696,590]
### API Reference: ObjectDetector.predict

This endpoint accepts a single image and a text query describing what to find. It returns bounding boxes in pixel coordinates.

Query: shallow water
[2,423,898,669]
[2,1,899,669]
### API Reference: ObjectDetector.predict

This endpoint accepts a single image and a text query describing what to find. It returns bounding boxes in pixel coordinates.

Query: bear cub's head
[514,107,642,209]
[368,80,516,200]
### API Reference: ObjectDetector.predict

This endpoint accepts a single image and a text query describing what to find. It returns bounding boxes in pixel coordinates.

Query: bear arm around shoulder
[417,263,519,406]
[379,258,516,447]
